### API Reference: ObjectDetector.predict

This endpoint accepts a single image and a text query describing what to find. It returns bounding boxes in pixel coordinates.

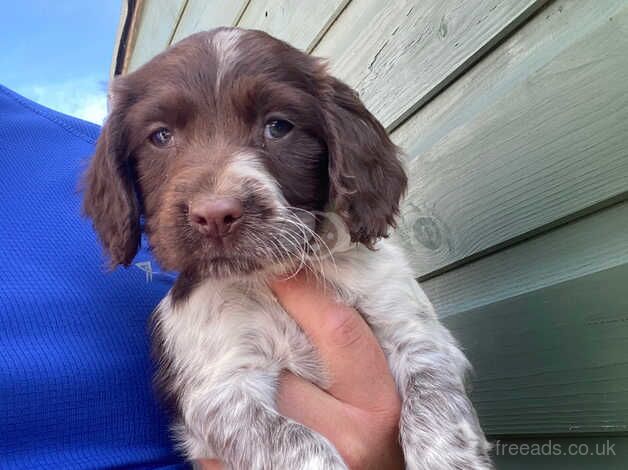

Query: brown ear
[82,105,140,268]
[323,77,407,247]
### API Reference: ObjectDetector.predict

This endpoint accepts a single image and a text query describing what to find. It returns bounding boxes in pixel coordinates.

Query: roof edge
[111,0,141,77]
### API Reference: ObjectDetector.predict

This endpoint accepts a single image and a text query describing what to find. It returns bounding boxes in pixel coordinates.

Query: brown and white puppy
[83,28,492,469]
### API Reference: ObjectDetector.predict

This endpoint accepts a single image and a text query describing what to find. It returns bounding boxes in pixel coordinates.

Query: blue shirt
[0,85,187,469]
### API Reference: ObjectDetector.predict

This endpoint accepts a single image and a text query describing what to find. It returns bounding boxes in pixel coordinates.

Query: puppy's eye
[150,127,173,147]
[264,119,293,139]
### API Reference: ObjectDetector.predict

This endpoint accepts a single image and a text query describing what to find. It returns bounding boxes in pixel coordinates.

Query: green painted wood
[171,0,249,45]
[237,0,350,52]
[443,263,628,436]
[314,0,546,129]
[421,200,628,318]
[421,200,628,436]
[394,0,628,279]
[490,436,628,469]
[127,0,187,72]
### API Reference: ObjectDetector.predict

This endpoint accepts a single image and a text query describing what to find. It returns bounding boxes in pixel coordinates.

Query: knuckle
[324,308,366,349]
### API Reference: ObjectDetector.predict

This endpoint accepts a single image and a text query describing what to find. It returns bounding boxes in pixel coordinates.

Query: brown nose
[189,197,243,238]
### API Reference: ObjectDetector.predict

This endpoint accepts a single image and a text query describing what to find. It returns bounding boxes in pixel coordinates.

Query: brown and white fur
[83,28,492,469]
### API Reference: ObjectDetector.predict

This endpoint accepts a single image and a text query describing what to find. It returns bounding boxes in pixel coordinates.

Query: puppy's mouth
[182,231,265,275]
[186,226,314,279]
[176,227,287,278]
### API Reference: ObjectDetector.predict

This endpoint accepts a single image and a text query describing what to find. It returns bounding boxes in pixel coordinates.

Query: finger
[277,370,345,431]
[277,371,364,464]
[271,274,398,411]
[278,372,404,470]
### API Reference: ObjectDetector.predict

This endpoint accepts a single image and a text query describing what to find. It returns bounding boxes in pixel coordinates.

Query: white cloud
[16,77,109,125]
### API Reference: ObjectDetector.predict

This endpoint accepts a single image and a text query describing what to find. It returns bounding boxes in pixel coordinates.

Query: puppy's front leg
[181,371,347,470]
[393,327,493,470]
[355,272,492,469]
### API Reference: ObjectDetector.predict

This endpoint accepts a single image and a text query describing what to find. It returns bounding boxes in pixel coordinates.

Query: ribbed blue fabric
[0,85,187,469]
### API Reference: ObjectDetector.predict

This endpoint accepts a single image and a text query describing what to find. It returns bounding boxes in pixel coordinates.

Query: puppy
[83,27,492,469]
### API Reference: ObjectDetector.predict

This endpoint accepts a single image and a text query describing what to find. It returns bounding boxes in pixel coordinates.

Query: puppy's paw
[400,414,493,470]
[397,368,493,469]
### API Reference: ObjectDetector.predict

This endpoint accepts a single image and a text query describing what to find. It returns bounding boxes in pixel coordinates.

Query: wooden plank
[445,262,628,435]
[491,436,628,469]
[394,0,628,278]
[171,0,249,44]
[421,200,628,318]
[314,0,546,129]
[127,0,187,72]
[237,0,350,52]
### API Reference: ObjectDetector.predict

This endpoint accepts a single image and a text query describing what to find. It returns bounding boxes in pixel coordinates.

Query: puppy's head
[83,28,407,278]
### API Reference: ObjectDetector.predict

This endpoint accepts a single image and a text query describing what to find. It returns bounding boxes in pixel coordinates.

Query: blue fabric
[0,85,187,469]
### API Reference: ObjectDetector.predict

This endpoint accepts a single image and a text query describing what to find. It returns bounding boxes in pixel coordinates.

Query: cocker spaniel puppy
[83,27,492,469]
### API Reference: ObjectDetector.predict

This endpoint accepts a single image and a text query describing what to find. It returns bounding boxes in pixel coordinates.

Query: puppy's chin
[198,256,264,279]
[172,249,313,283]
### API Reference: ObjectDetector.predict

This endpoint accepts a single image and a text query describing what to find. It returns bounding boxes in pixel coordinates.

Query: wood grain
[237,0,350,51]
[171,0,249,44]
[127,0,187,72]
[421,200,628,318]
[314,0,546,129]
[394,0,628,279]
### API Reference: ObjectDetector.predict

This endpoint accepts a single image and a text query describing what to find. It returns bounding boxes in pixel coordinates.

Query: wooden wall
[115,1,628,467]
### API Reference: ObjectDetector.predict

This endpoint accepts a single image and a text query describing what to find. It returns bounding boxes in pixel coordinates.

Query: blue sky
[1,1,121,124]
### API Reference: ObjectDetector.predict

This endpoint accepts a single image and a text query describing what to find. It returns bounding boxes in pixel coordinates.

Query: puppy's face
[83,28,406,280]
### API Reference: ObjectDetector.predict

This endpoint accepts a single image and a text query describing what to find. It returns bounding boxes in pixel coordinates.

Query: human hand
[199,273,404,469]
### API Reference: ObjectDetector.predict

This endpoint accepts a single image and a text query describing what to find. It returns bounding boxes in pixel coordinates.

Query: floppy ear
[323,77,408,248]
[82,102,140,268]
